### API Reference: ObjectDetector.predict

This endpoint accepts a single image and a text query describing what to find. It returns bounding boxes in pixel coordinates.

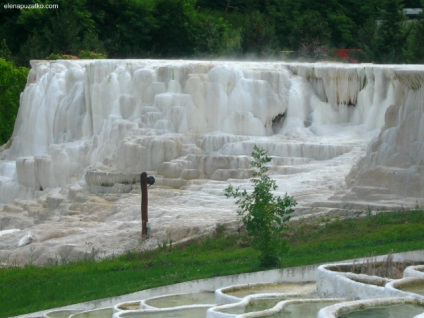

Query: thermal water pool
[116,306,209,318]
[142,292,216,308]
[33,252,424,318]
[69,308,113,318]
[211,298,342,318]
[337,304,424,318]
[214,296,305,315]
[398,281,424,296]
[44,310,84,318]
[267,300,342,318]
[220,282,317,299]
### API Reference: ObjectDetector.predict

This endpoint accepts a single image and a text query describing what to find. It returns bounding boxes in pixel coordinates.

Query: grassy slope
[1,210,424,317]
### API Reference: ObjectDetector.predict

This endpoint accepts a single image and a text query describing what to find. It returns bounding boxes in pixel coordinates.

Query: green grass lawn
[1,209,424,317]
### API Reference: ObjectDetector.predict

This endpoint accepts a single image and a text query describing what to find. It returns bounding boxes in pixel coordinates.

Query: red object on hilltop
[332,48,363,63]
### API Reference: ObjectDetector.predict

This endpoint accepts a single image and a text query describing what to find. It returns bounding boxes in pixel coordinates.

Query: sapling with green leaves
[224,145,297,267]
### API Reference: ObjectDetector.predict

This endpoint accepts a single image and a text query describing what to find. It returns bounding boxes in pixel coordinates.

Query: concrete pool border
[317,297,424,318]
[215,282,316,304]
[113,305,211,318]
[386,277,424,300]
[405,265,424,278]
[207,294,345,318]
[15,249,424,318]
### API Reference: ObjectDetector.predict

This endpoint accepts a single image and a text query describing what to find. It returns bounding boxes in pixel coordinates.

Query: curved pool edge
[14,263,318,318]
[317,297,424,318]
[207,294,346,318]
[13,249,424,318]
[386,277,424,300]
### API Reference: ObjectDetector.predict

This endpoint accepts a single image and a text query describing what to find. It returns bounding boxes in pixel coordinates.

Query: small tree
[224,145,297,267]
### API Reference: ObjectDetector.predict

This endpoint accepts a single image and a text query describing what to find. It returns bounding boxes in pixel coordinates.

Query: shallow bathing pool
[223,282,316,298]
[399,282,424,297]
[44,310,83,318]
[268,300,341,318]
[69,308,113,318]
[143,292,216,308]
[117,306,209,318]
[337,304,424,318]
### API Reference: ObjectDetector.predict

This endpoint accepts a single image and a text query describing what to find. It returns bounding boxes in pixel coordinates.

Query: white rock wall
[346,69,424,198]
[0,60,423,204]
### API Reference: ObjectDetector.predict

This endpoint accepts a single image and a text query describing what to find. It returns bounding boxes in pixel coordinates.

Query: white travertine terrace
[0,60,423,265]
[2,59,423,200]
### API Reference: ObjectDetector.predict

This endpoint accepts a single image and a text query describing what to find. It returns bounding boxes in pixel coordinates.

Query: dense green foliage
[225,146,296,266]
[0,59,28,145]
[1,209,424,317]
[46,51,107,59]
[1,0,424,65]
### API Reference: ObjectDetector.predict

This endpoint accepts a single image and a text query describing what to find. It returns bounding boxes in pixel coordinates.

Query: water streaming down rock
[0,61,406,197]
[0,60,423,264]
[346,69,424,199]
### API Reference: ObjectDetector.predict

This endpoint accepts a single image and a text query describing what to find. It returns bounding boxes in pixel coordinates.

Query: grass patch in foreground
[1,209,424,317]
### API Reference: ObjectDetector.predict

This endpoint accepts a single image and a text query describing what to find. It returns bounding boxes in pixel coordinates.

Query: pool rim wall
[317,297,424,318]
[14,250,424,318]
[405,265,424,278]
[207,294,346,318]
[386,277,424,300]
[317,251,424,300]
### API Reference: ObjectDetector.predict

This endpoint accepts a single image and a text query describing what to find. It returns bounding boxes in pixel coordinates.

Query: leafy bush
[0,59,28,145]
[225,145,297,267]
[77,50,107,59]
[46,51,106,60]
[46,53,78,60]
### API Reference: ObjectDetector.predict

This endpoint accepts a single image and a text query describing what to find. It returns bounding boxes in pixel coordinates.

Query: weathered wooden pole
[140,172,148,238]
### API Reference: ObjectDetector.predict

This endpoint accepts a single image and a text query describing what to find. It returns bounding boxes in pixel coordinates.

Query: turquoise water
[118,307,209,318]
[264,301,339,318]
[246,298,289,313]
[338,304,424,318]
[400,282,424,296]
[69,308,113,318]
[225,282,316,298]
[44,309,82,318]
[216,297,289,315]
[216,299,337,317]
[144,292,216,308]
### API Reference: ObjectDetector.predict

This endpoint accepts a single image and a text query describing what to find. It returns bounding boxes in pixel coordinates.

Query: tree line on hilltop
[0,0,424,66]
[1,0,424,145]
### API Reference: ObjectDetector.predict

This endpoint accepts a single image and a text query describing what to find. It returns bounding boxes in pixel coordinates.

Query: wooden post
[140,172,148,238]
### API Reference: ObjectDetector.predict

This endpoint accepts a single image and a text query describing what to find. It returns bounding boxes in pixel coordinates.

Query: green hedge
[0,58,28,145]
